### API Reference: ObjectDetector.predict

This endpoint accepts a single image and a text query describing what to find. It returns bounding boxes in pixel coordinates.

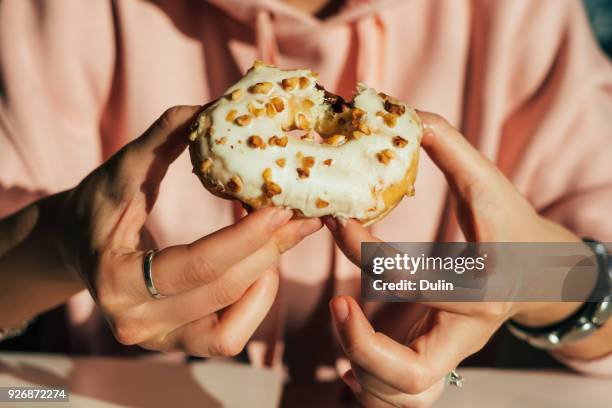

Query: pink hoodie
[1,0,611,376]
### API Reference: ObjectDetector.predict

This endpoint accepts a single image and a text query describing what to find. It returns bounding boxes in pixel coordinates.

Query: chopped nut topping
[247,103,265,117]
[200,158,213,173]
[281,77,299,91]
[376,111,386,117]
[230,89,243,101]
[247,135,266,149]
[189,120,199,132]
[214,181,225,193]
[376,149,396,165]
[265,103,276,117]
[297,167,310,178]
[384,113,398,128]
[228,176,243,193]
[351,108,366,126]
[250,82,273,94]
[264,181,282,197]
[215,137,227,145]
[262,167,273,182]
[261,167,281,197]
[302,99,314,109]
[352,131,366,140]
[323,158,333,166]
[295,151,304,160]
[392,136,408,147]
[299,76,310,89]
[302,156,315,168]
[384,100,406,116]
[253,60,266,69]
[276,158,286,168]
[235,115,252,126]
[270,97,285,112]
[324,134,346,146]
[295,113,310,130]
[225,109,238,122]
[268,135,289,147]
[338,117,347,126]
[358,122,371,135]
[316,198,329,208]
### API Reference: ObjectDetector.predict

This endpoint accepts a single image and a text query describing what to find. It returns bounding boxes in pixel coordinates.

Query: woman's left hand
[324,112,586,407]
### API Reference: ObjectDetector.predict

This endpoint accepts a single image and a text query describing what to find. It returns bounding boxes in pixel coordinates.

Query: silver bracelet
[506,238,611,349]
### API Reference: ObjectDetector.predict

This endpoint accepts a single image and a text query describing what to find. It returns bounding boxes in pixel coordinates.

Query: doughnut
[188,61,423,226]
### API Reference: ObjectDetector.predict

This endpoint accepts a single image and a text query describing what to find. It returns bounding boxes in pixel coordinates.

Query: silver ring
[143,249,165,299]
[447,369,464,388]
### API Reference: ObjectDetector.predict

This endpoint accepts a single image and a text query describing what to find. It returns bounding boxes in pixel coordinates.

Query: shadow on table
[281,380,359,407]
[0,357,222,408]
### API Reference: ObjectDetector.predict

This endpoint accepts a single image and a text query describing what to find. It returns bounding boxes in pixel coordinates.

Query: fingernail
[342,372,362,394]
[330,297,349,324]
[269,208,293,229]
[298,218,323,237]
[323,216,337,232]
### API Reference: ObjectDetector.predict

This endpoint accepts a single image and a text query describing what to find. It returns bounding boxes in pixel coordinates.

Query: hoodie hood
[206,0,405,29]
[204,0,406,92]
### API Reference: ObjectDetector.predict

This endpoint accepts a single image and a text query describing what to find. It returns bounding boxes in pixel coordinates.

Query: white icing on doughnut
[189,61,423,225]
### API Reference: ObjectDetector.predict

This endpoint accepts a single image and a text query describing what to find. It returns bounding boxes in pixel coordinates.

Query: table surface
[0,353,610,407]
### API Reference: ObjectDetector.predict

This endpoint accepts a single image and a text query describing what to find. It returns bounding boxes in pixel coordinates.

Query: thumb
[330,296,376,349]
[323,217,381,265]
[98,105,202,245]
[126,105,203,184]
[417,111,509,199]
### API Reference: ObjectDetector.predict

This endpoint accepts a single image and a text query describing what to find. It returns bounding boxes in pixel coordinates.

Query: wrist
[511,302,583,328]
[46,190,81,283]
[0,190,83,326]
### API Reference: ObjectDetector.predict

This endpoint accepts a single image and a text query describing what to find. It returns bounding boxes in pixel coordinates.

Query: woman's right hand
[60,105,322,355]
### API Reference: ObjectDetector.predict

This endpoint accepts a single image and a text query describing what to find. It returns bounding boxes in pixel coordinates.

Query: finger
[105,206,293,305]
[108,105,204,245]
[417,111,508,198]
[342,370,393,408]
[330,295,439,395]
[152,207,296,295]
[323,217,381,265]
[129,105,207,172]
[346,368,445,408]
[417,301,514,319]
[406,310,494,383]
[144,218,322,332]
[165,268,280,357]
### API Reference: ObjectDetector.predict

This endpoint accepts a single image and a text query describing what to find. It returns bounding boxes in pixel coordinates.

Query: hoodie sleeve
[510,1,612,242]
[464,0,612,373]
[0,0,115,216]
[471,0,612,239]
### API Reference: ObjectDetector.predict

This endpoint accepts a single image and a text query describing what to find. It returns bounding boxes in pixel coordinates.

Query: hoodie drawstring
[255,10,280,65]
[355,13,386,88]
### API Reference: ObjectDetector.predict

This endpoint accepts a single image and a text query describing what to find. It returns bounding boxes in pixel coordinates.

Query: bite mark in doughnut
[188,61,423,226]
